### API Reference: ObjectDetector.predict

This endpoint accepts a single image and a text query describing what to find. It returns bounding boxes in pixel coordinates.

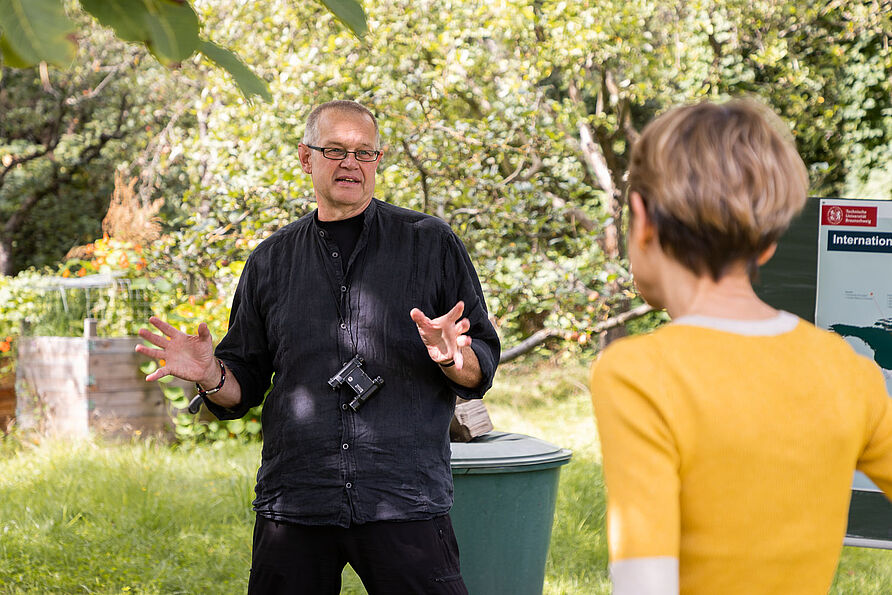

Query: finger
[137,328,171,349]
[145,367,169,382]
[409,308,431,328]
[454,317,471,335]
[197,322,212,343]
[456,335,472,348]
[149,316,182,338]
[135,344,166,360]
[453,347,464,371]
[444,301,465,322]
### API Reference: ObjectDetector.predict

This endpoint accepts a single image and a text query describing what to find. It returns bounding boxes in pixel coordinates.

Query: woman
[590,99,892,594]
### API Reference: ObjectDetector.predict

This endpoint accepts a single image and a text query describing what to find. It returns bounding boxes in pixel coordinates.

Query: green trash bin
[450,431,572,595]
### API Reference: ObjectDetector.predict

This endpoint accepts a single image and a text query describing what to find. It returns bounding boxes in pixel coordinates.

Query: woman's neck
[660,262,777,321]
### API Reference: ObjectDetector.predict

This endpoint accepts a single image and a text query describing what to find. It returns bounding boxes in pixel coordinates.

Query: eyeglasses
[305,144,381,162]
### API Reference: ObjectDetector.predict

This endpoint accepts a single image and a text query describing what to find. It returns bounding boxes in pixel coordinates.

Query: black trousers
[247,513,469,595]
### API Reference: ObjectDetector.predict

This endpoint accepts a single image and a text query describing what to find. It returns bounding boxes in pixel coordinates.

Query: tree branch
[401,139,432,213]
[499,303,655,362]
[2,94,130,237]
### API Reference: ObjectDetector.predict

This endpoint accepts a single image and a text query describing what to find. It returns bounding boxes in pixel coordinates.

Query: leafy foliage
[157,0,891,345]
[2,0,890,442]
[0,0,368,101]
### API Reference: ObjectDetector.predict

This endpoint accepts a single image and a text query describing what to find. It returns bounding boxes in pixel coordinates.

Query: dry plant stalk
[102,171,164,245]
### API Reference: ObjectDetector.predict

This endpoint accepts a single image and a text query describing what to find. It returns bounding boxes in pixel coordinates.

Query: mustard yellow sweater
[590,313,892,594]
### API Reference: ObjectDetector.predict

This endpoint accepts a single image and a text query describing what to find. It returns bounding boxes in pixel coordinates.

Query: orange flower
[62,269,70,278]
[4,337,11,342]
[118,254,129,268]
[0,342,10,353]
[188,295,196,305]
[77,268,87,277]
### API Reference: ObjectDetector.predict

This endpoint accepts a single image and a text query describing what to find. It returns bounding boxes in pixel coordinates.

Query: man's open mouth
[336,176,361,184]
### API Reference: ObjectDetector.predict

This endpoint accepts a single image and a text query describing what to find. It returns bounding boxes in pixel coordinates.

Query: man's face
[298,109,381,221]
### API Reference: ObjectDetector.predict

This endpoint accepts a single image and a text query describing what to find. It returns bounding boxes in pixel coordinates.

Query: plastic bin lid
[852,471,882,492]
[450,431,572,471]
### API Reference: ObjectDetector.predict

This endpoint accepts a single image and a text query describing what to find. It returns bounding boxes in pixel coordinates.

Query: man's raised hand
[409,301,472,370]
[135,316,217,385]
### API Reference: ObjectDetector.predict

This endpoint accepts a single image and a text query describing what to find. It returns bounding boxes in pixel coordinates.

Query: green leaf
[0,0,76,67]
[80,0,200,64]
[79,0,148,42]
[197,39,271,102]
[0,35,33,68]
[318,0,368,38]
[139,361,158,374]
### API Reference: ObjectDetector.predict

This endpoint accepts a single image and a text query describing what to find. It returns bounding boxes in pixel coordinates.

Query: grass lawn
[0,358,890,593]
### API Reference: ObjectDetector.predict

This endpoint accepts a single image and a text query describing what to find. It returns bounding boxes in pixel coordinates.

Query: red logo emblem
[821,204,877,227]
[827,207,843,225]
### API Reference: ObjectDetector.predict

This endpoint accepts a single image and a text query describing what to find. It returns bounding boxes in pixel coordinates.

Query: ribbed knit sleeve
[857,360,892,496]
[590,337,681,562]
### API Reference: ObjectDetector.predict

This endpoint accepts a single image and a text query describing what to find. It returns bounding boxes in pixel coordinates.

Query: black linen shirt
[207,198,501,527]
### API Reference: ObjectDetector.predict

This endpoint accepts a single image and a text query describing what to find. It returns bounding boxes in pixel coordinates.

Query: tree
[5,0,889,352]
[0,0,368,275]
[139,0,890,348]
[0,21,187,275]
[0,0,368,101]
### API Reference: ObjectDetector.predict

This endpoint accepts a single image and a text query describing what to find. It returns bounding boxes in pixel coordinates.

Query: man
[136,100,500,594]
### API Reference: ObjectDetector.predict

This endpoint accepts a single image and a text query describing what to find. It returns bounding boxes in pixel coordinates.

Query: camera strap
[316,222,371,358]
[316,228,384,410]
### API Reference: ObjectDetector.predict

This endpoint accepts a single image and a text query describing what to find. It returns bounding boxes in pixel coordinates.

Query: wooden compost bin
[0,373,14,430]
[16,335,181,437]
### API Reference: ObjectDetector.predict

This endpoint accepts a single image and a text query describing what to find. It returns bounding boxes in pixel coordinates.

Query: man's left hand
[410,301,471,370]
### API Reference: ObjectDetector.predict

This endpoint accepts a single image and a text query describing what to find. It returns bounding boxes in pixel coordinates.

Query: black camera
[328,354,384,411]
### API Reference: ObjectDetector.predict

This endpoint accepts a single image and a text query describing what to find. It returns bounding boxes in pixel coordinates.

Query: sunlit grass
[0,438,257,594]
[0,358,889,594]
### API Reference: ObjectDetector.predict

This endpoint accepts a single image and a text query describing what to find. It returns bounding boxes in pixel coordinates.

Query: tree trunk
[0,236,12,276]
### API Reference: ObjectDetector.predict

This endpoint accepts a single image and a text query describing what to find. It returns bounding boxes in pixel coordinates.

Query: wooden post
[84,318,98,338]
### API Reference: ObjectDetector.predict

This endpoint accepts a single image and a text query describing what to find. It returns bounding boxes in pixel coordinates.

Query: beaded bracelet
[195,358,226,397]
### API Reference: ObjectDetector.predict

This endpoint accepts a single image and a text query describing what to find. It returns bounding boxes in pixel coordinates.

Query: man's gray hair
[303,100,381,149]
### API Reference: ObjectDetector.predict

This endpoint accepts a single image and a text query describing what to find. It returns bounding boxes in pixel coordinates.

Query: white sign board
[815,198,892,396]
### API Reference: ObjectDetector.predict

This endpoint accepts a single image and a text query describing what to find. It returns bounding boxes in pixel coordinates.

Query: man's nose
[340,152,361,167]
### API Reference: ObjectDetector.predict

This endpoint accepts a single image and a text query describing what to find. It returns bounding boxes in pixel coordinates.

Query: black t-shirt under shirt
[316,212,364,271]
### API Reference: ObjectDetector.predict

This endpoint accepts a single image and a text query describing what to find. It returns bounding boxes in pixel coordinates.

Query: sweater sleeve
[590,339,681,563]
[856,360,892,499]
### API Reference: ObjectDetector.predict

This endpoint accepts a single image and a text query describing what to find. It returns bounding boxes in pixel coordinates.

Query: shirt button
[342,443,349,450]
[319,230,326,237]
[340,285,348,292]
[341,403,348,411]
[331,251,339,258]
[340,322,347,330]
[345,482,352,489]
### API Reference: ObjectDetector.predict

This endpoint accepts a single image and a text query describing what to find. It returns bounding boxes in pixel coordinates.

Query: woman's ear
[756,243,777,266]
[629,191,656,247]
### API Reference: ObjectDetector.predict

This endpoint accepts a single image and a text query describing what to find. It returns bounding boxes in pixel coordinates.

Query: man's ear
[297,144,312,174]
[629,191,656,247]
[756,243,777,266]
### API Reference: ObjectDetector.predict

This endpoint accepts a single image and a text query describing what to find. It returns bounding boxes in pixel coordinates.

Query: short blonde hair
[628,99,809,280]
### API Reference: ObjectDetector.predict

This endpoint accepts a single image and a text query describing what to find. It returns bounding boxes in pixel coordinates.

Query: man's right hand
[135,316,218,386]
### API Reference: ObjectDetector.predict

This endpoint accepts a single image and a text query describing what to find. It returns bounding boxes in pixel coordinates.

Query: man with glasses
[136,100,500,594]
